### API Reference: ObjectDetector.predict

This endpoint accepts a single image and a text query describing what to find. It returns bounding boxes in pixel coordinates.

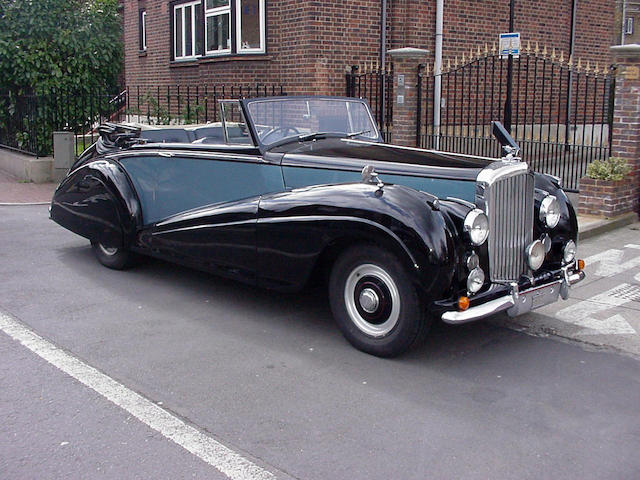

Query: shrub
[586,157,632,181]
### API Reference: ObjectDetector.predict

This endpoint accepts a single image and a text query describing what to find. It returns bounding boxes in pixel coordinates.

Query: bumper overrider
[439,261,585,324]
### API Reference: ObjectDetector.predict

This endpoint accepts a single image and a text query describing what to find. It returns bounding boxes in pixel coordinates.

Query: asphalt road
[1,205,639,480]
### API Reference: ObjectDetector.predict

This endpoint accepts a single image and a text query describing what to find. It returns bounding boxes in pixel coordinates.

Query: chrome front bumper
[441,264,585,324]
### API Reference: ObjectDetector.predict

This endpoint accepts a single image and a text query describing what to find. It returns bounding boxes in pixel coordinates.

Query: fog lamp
[467,267,485,294]
[563,240,577,264]
[526,240,546,271]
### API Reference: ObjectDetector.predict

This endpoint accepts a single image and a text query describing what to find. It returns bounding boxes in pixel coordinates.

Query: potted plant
[578,157,634,217]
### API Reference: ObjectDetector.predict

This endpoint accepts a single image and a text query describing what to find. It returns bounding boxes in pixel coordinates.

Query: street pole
[503,0,515,133]
[380,0,387,129]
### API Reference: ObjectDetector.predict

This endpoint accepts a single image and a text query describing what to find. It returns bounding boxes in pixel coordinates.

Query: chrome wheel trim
[98,243,118,256]
[344,263,401,337]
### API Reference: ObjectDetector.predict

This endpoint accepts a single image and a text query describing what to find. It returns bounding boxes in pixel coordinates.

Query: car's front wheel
[329,245,430,357]
[91,241,135,270]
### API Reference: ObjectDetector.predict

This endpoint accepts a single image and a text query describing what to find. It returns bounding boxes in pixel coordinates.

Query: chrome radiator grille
[484,168,535,282]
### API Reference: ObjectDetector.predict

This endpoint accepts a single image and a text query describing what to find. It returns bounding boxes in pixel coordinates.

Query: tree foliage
[0,0,123,95]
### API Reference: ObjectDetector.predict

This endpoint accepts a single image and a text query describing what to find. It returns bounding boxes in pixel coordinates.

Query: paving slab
[0,169,56,204]
[494,222,640,358]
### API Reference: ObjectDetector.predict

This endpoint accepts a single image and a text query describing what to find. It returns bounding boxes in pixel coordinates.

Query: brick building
[123,0,617,96]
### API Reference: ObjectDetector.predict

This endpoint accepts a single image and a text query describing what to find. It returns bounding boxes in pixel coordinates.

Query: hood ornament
[362,165,384,190]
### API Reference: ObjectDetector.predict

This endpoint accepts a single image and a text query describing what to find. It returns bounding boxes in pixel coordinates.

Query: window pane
[185,5,193,56]
[175,8,183,57]
[195,5,203,55]
[206,13,230,52]
[206,0,229,9]
[239,0,261,50]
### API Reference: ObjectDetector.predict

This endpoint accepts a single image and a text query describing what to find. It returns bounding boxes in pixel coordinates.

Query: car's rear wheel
[91,241,135,270]
[329,245,430,357]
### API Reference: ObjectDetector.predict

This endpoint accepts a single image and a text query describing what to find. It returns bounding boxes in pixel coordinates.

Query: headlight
[563,240,577,264]
[467,267,485,294]
[464,209,489,246]
[526,240,546,270]
[540,195,560,228]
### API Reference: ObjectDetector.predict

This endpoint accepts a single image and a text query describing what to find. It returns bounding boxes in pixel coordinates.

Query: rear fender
[50,160,141,249]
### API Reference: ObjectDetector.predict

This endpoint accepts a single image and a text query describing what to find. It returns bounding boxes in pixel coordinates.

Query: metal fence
[346,64,394,142]
[0,84,286,157]
[0,90,125,156]
[418,44,615,191]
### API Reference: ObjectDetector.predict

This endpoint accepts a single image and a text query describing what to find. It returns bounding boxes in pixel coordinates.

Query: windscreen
[246,98,379,145]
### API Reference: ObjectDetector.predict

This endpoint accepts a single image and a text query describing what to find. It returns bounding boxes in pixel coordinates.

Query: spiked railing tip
[535,42,540,54]
[492,42,497,54]
[559,51,565,63]
[568,54,573,67]
[542,45,548,57]
[484,43,489,54]
[551,47,556,60]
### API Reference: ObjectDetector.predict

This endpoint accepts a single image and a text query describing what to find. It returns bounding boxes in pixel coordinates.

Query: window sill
[199,54,271,64]
[170,59,200,68]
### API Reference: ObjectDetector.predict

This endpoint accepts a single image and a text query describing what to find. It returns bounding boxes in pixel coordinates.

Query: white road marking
[583,248,640,277]
[0,312,275,480]
[555,284,638,335]
[624,244,640,250]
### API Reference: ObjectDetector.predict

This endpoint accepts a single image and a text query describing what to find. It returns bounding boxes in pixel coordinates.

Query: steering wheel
[261,126,301,144]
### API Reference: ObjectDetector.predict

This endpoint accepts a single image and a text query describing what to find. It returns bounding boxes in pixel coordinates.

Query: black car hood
[273,137,493,180]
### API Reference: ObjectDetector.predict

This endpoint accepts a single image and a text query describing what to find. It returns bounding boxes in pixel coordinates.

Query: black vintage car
[51,96,584,357]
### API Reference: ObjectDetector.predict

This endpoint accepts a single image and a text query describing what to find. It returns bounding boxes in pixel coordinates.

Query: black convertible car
[51,96,585,357]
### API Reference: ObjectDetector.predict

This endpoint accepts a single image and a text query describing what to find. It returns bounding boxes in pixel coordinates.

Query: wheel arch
[50,159,142,249]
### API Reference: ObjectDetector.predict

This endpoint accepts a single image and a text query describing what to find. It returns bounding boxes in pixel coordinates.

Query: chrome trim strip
[152,220,256,235]
[476,161,529,186]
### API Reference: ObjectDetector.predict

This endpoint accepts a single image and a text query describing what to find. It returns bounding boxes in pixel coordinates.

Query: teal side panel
[120,156,284,224]
[283,166,475,202]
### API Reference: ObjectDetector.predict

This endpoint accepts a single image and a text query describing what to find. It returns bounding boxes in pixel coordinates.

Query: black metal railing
[0,84,286,157]
[417,45,615,191]
[346,64,394,142]
[0,90,125,156]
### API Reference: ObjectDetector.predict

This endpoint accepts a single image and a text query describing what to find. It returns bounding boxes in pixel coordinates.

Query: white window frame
[141,10,147,51]
[174,1,201,60]
[236,0,265,54]
[205,1,231,56]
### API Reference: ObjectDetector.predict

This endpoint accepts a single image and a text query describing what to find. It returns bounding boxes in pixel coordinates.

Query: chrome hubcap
[98,244,118,256]
[344,264,400,337]
[359,288,380,313]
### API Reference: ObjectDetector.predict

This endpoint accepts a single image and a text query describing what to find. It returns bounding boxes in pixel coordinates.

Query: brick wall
[123,1,616,97]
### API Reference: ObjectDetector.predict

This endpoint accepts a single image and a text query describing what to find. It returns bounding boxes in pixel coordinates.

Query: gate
[346,63,394,142]
[418,43,615,192]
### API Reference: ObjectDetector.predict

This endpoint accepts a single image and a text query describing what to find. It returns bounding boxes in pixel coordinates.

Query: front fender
[257,182,456,298]
[50,159,141,249]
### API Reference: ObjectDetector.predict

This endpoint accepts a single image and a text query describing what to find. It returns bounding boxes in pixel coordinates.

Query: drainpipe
[380,0,388,129]
[433,0,444,149]
[565,0,577,151]
[621,0,627,45]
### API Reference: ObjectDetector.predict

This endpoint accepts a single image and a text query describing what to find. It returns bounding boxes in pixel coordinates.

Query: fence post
[578,44,640,218]
[387,47,430,147]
